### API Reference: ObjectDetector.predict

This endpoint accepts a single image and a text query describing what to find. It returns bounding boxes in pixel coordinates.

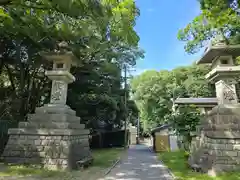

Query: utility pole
[124,64,128,149]
[136,117,140,144]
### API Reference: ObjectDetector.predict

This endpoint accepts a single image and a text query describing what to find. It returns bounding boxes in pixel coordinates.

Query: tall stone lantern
[192,43,240,175]
[2,45,91,170]
[175,42,240,176]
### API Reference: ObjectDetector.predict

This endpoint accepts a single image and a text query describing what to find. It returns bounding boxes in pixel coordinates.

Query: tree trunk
[4,64,15,92]
[0,59,4,74]
[19,63,27,121]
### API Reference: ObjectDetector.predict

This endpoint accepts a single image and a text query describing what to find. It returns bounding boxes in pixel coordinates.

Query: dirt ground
[0,166,107,180]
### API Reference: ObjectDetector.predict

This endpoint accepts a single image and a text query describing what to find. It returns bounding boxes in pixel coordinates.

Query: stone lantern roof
[40,41,79,66]
[196,44,240,65]
[41,50,79,66]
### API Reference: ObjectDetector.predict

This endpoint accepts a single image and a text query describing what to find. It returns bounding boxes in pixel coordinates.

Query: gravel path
[98,144,174,180]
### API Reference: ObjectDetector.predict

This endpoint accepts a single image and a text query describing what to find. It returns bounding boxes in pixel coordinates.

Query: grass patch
[91,147,124,168]
[158,151,240,180]
[0,164,61,177]
[0,148,124,178]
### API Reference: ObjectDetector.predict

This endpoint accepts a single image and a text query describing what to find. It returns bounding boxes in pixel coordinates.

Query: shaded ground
[0,167,105,180]
[159,151,240,180]
[99,144,173,180]
[0,148,124,180]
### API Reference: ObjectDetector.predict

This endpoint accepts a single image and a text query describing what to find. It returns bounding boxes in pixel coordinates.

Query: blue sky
[133,0,203,75]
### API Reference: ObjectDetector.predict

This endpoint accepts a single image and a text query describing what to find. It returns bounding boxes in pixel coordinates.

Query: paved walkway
[99,144,174,180]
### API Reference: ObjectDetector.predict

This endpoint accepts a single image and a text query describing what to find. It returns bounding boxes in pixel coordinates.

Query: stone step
[204,124,240,131]
[18,122,85,129]
[8,128,90,136]
[206,130,240,138]
[28,113,81,123]
[35,104,76,116]
[2,157,41,165]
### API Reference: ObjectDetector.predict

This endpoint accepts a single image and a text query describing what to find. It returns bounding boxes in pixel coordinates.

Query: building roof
[151,124,172,134]
[174,98,217,107]
[197,44,240,64]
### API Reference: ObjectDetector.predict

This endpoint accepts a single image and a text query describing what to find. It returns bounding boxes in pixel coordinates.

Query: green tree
[131,64,214,136]
[178,0,240,54]
[170,106,202,151]
[0,0,144,127]
[131,70,171,133]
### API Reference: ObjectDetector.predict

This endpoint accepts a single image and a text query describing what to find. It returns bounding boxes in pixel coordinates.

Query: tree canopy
[0,0,144,133]
[178,0,240,54]
[130,64,214,138]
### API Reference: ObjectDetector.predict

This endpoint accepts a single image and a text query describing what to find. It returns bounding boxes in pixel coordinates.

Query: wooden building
[151,124,178,152]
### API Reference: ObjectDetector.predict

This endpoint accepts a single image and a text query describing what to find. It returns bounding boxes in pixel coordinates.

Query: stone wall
[205,137,240,170]
[3,134,90,170]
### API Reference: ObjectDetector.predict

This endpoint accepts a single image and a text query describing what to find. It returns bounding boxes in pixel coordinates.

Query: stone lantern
[174,42,240,176]
[43,51,77,105]
[2,44,92,170]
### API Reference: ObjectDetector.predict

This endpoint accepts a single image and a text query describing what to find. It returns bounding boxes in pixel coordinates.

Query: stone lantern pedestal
[1,51,91,170]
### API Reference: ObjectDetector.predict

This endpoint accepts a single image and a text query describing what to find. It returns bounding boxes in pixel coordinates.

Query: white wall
[169,135,179,151]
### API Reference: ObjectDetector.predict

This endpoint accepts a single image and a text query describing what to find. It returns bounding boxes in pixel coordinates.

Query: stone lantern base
[1,104,91,170]
[188,104,240,176]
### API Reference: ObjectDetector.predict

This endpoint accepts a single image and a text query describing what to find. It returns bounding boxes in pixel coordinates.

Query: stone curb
[145,143,176,180]
[103,158,121,176]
